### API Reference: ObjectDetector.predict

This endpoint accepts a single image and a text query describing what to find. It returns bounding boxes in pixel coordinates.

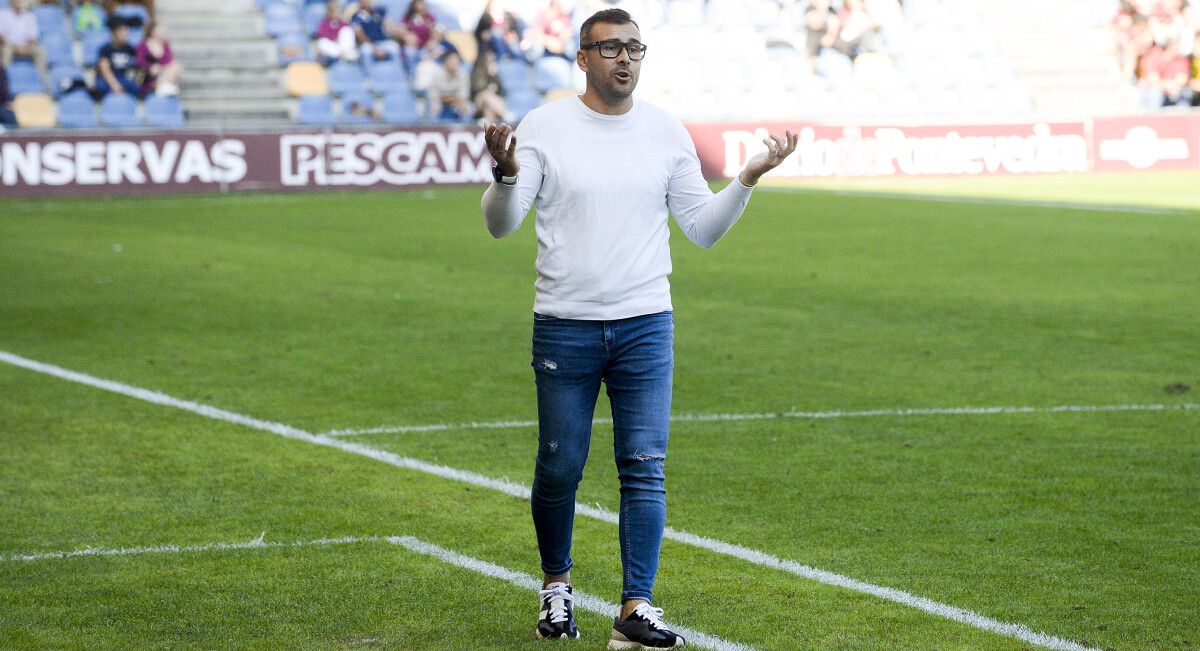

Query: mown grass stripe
[319,402,1199,437]
[0,533,755,651]
[0,350,1101,651]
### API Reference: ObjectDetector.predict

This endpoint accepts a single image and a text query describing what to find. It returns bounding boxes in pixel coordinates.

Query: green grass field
[1,172,1198,650]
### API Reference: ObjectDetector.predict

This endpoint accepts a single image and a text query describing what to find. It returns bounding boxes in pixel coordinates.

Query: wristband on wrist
[492,165,518,185]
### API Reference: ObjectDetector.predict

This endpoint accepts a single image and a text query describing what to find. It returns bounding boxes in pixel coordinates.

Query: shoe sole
[607,633,685,649]
[535,629,581,640]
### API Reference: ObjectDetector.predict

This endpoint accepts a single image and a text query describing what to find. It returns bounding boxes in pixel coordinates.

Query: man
[1139,37,1191,107]
[0,0,49,84]
[0,62,17,128]
[480,8,796,649]
[427,49,471,121]
[350,0,402,63]
[96,18,139,97]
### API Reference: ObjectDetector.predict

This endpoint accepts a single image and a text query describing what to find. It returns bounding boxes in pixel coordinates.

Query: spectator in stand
[803,0,838,71]
[316,0,359,64]
[831,0,883,58]
[73,0,108,33]
[0,0,49,85]
[351,0,403,63]
[96,18,141,96]
[428,49,471,121]
[1190,29,1200,106]
[1113,3,1154,82]
[137,20,181,96]
[525,0,574,60]
[1139,36,1192,107]
[470,48,507,122]
[401,0,439,50]
[0,63,16,127]
[1150,0,1193,53]
[475,0,526,61]
[398,0,439,70]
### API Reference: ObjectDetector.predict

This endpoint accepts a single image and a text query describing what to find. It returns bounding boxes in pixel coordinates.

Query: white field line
[0,350,1101,651]
[320,402,1200,437]
[758,185,1199,216]
[0,533,754,651]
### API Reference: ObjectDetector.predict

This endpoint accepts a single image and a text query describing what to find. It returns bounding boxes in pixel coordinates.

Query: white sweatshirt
[481,96,754,320]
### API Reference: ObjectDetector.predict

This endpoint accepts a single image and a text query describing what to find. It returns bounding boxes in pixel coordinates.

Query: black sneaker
[536,582,580,640]
[608,603,686,649]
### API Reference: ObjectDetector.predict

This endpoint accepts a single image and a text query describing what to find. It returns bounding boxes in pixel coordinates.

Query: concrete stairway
[156,0,292,126]
[973,0,1134,117]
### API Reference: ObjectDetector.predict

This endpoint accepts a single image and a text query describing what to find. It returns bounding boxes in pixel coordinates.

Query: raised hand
[739,130,798,187]
[484,122,519,177]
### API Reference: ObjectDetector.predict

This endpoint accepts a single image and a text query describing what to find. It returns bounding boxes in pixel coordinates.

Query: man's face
[577,21,643,104]
[113,25,129,45]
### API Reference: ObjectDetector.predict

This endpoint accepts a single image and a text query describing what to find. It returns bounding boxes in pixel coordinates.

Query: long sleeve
[480,121,544,239]
[666,144,754,249]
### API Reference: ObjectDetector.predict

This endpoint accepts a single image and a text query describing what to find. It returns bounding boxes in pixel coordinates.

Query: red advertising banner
[3,115,1200,197]
[685,121,1094,180]
[0,126,491,197]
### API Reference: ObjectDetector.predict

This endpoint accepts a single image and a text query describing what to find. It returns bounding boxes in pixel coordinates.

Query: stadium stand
[158,0,288,125]
[2,0,1194,131]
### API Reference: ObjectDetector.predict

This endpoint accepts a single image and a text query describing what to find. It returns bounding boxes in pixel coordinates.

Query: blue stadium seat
[277,32,312,65]
[7,61,45,95]
[297,94,335,125]
[506,88,541,121]
[428,2,461,31]
[815,49,854,86]
[366,57,409,95]
[532,56,571,94]
[42,34,75,69]
[57,89,99,128]
[49,64,85,97]
[497,59,531,92]
[339,89,376,124]
[33,4,68,39]
[303,2,326,36]
[380,89,420,124]
[265,3,303,38]
[100,92,140,127]
[80,30,112,67]
[327,60,366,95]
[113,3,151,26]
[127,25,145,47]
[144,93,185,127]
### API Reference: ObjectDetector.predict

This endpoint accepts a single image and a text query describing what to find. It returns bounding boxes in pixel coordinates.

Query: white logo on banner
[1097,126,1190,170]
[0,140,247,186]
[721,124,1089,178]
[279,131,491,186]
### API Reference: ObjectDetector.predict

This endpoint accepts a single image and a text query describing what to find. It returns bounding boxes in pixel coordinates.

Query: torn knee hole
[535,358,558,371]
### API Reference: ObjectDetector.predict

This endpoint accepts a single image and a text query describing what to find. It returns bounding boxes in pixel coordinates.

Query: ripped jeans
[530,309,673,603]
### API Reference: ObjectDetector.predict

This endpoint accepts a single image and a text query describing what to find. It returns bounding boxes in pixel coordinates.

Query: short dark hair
[579,8,638,44]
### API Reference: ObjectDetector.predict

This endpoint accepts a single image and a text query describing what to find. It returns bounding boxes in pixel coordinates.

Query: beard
[587,66,638,104]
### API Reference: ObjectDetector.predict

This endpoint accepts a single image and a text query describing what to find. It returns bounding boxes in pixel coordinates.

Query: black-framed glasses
[580,39,647,60]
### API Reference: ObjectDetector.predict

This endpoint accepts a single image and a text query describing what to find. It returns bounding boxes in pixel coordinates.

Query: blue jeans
[530,309,673,603]
[96,74,140,97]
